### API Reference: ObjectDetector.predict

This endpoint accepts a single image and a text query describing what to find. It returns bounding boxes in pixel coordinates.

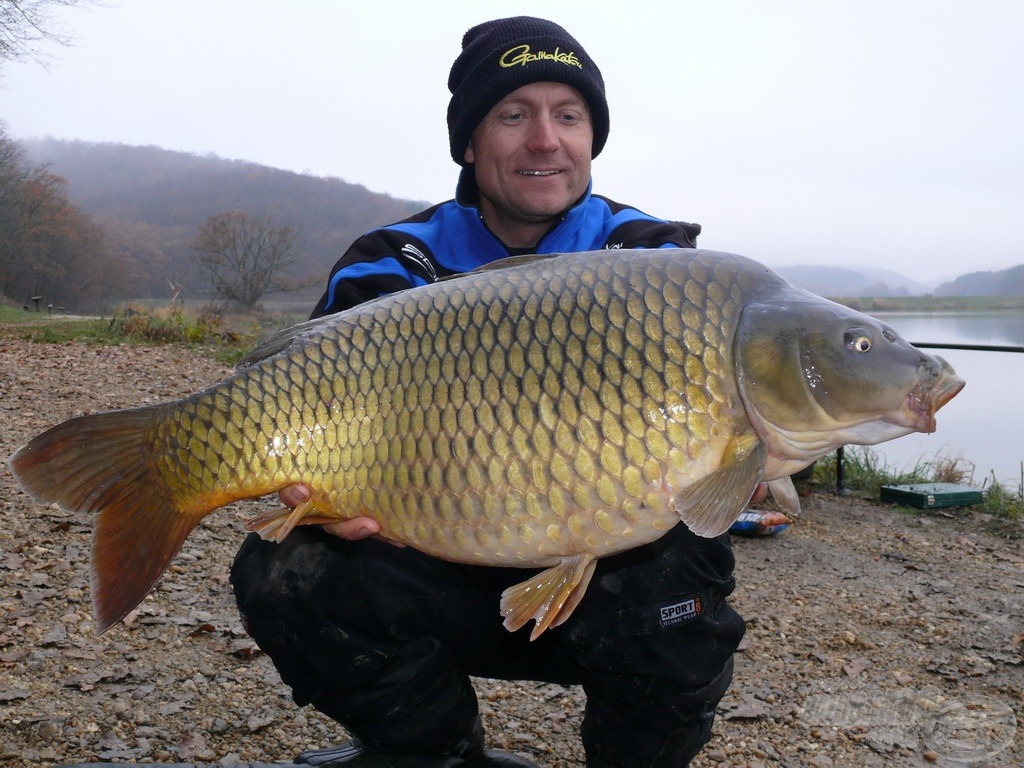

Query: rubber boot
[295,716,538,767]
[295,737,463,767]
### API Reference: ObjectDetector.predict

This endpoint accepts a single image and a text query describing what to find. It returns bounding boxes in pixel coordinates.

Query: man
[231,17,746,767]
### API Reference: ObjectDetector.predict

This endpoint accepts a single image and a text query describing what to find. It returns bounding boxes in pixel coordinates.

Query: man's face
[465,81,594,248]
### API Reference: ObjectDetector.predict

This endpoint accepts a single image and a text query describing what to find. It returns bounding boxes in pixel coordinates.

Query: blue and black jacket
[311,173,700,319]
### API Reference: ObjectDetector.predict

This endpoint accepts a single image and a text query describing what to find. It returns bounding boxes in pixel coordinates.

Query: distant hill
[775,264,931,298]
[934,265,1024,296]
[22,138,430,305]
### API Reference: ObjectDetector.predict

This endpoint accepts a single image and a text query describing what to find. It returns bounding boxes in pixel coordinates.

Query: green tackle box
[879,482,987,509]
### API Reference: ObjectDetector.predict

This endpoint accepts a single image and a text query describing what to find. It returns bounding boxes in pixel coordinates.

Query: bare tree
[0,127,111,307]
[192,211,298,310]
[0,0,94,66]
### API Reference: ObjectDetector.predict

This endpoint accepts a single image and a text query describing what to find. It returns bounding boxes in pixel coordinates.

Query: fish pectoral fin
[244,500,338,543]
[675,440,767,538]
[767,476,801,516]
[500,554,598,641]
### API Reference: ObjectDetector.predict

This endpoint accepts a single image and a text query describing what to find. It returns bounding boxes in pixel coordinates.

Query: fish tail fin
[10,407,206,633]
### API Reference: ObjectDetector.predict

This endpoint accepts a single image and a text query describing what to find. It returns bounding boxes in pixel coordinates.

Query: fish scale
[269,258,718,558]
[9,248,964,638]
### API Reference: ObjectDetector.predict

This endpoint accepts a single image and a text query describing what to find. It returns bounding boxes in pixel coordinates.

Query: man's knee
[231,528,325,608]
[581,695,720,768]
[579,656,734,768]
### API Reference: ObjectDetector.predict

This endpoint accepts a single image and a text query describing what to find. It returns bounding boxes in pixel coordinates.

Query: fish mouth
[905,371,965,433]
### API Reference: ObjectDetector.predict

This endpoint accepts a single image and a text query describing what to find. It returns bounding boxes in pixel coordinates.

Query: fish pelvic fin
[10,407,207,634]
[500,553,597,641]
[675,440,767,537]
[767,476,801,516]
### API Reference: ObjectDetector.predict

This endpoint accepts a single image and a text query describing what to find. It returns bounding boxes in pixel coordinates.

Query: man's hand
[278,484,381,540]
[749,482,769,506]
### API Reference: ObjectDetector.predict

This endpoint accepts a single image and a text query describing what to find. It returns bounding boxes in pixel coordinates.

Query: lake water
[856,309,1024,489]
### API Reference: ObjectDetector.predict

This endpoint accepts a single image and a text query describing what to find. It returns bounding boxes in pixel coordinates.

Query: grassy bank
[0,303,270,364]
[811,446,1023,533]
[834,295,1024,312]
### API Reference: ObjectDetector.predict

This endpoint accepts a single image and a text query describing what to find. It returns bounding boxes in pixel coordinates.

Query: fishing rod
[911,342,1024,353]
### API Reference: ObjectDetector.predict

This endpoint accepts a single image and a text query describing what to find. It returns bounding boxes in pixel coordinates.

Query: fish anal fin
[500,553,597,641]
[675,441,767,537]
[767,476,801,516]
[244,500,340,542]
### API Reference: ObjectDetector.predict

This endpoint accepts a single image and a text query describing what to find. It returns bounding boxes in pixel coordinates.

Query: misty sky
[3,0,1022,282]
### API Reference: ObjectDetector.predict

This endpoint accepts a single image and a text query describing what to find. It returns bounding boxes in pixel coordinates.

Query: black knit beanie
[447,16,609,166]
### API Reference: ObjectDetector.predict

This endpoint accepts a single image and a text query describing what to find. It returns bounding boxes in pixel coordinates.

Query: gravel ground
[0,338,1021,768]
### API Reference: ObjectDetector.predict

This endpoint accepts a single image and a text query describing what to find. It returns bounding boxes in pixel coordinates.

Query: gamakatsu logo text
[660,596,702,627]
[499,45,582,69]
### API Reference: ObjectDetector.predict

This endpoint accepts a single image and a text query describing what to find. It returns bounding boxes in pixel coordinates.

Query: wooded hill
[21,138,430,309]
[934,264,1024,297]
[774,263,1024,299]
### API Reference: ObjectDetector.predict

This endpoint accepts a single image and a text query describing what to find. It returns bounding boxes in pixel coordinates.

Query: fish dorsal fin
[674,440,767,537]
[241,255,564,364]
[767,476,801,516]
[236,316,334,369]
[437,252,561,282]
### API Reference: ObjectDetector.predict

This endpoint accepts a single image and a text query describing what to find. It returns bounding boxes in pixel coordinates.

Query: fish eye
[844,331,873,353]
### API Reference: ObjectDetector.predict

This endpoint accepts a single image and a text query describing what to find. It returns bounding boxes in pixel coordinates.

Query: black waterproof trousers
[230,523,745,767]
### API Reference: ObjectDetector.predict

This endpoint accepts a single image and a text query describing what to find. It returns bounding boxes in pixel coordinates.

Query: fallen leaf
[189,622,217,636]
[722,701,770,720]
[247,711,276,732]
[843,657,872,676]
[40,624,68,647]
[176,731,215,761]
[1,554,25,570]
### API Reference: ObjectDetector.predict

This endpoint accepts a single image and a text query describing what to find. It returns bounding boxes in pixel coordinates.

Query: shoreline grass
[812,446,1023,533]
[0,303,284,364]
[833,295,1024,312]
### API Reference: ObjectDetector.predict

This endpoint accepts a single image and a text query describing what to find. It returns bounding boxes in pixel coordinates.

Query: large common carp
[10,249,963,638]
